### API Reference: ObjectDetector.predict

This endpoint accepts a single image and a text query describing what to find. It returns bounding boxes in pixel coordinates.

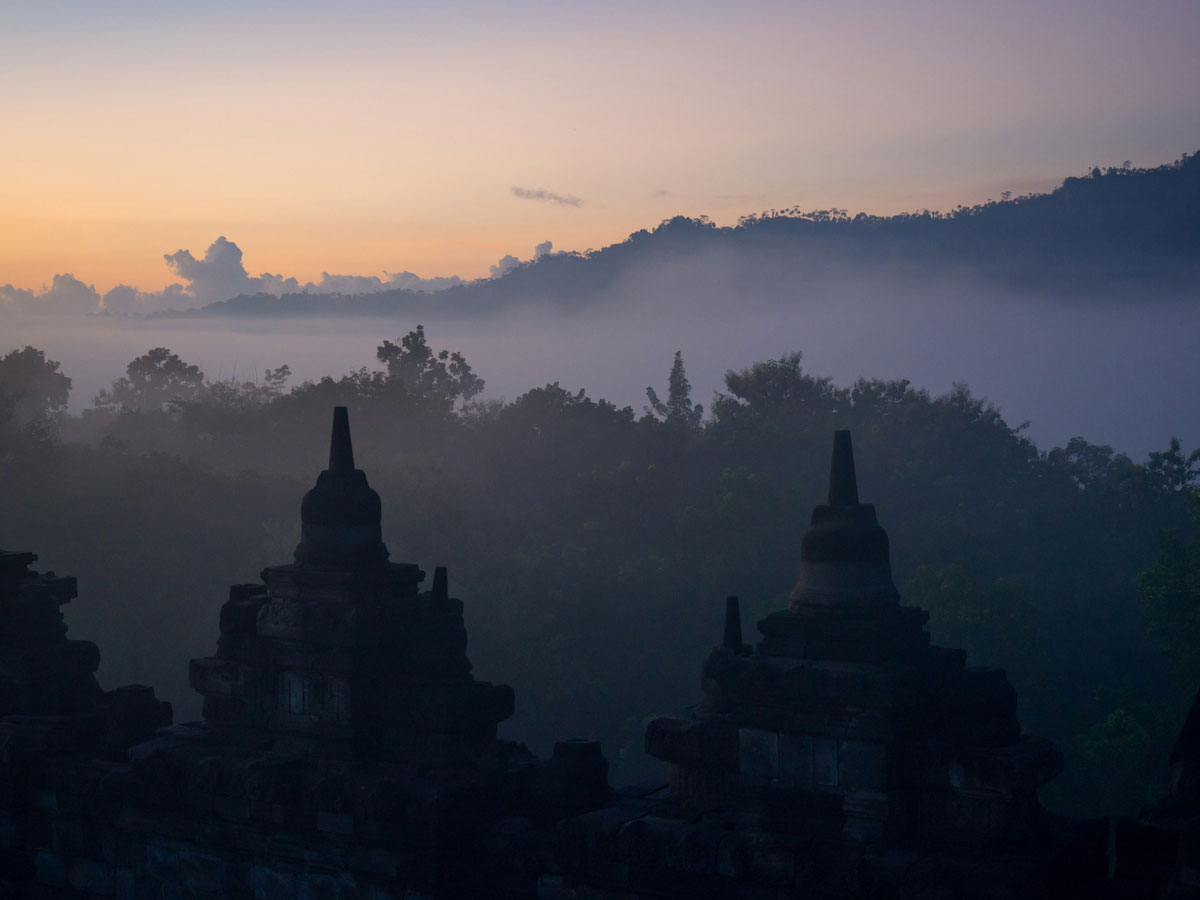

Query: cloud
[5,234,551,315]
[385,271,464,293]
[0,274,101,315]
[511,186,583,207]
[313,270,465,295]
[163,236,262,306]
[489,240,562,279]
[0,283,35,312]
[489,254,522,279]
[43,274,101,313]
[153,237,469,309]
[101,283,188,314]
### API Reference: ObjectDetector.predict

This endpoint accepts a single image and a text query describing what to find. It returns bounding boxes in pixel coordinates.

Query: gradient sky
[2,0,1197,293]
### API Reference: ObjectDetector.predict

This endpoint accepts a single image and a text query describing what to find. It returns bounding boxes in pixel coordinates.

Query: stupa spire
[827,430,859,505]
[788,429,898,608]
[293,407,389,570]
[329,405,355,472]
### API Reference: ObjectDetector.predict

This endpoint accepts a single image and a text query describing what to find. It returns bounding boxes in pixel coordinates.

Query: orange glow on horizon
[1,0,1195,295]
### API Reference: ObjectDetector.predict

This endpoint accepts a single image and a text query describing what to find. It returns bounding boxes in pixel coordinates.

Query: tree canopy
[93,347,206,414]
[0,345,71,429]
[0,331,1194,820]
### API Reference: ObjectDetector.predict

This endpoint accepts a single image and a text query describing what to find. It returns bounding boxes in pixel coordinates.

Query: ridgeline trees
[0,329,1194,818]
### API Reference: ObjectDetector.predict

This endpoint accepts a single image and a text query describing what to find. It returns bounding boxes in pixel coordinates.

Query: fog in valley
[5,265,1197,459]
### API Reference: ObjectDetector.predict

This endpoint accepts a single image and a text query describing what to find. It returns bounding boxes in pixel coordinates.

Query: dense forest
[0,333,1197,821]
[198,152,1200,317]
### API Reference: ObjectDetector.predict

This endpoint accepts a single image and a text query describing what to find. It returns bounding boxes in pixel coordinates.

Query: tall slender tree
[645,350,703,427]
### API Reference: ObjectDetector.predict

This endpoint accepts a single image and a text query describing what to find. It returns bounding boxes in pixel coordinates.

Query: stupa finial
[329,406,355,472]
[788,429,898,608]
[827,430,859,506]
[293,407,389,570]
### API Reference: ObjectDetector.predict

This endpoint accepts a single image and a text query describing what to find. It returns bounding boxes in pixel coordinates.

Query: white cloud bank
[0,236,559,315]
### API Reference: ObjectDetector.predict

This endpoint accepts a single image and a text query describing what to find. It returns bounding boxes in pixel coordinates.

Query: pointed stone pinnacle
[723,596,744,651]
[827,430,860,506]
[296,406,388,570]
[329,406,355,473]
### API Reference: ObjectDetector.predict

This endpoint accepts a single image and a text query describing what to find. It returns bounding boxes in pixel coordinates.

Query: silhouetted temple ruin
[1,413,1196,898]
[640,430,1103,895]
[190,405,514,766]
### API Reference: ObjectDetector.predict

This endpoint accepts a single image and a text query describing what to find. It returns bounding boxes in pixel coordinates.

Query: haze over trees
[0,330,1196,820]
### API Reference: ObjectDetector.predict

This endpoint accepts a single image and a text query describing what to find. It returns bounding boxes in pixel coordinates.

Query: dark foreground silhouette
[1,413,1195,898]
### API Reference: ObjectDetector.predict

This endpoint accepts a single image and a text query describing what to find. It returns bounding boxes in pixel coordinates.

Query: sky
[1,0,1198,295]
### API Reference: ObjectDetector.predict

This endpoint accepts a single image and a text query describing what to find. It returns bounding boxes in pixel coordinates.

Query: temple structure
[558,430,1109,898]
[189,406,514,766]
[0,415,1193,898]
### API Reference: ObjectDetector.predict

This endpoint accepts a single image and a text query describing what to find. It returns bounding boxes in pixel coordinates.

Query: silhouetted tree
[1145,437,1200,494]
[1140,497,1200,693]
[646,351,703,427]
[376,325,484,413]
[190,365,293,415]
[0,346,72,429]
[1051,703,1161,818]
[93,347,205,414]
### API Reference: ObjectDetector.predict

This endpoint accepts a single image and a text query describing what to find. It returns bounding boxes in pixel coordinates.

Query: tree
[904,564,1045,716]
[1051,705,1161,818]
[1145,437,1200,494]
[162,364,295,436]
[645,350,703,427]
[0,346,72,428]
[1140,496,1200,693]
[93,347,206,414]
[714,352,842,420]
[375,325,484,414]
[194,364,293,414]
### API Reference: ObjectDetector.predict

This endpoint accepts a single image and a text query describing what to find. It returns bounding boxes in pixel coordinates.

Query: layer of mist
[3,264,1196,459]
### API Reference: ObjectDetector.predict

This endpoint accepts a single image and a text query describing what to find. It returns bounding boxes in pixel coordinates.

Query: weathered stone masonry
[1,415,1196,898]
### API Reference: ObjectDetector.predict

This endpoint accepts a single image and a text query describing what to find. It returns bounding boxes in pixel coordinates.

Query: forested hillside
[199,152,1200,317]
[1,333,1197,819]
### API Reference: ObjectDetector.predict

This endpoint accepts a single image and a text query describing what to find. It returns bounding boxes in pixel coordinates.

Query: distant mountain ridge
[193,152,1200,317]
